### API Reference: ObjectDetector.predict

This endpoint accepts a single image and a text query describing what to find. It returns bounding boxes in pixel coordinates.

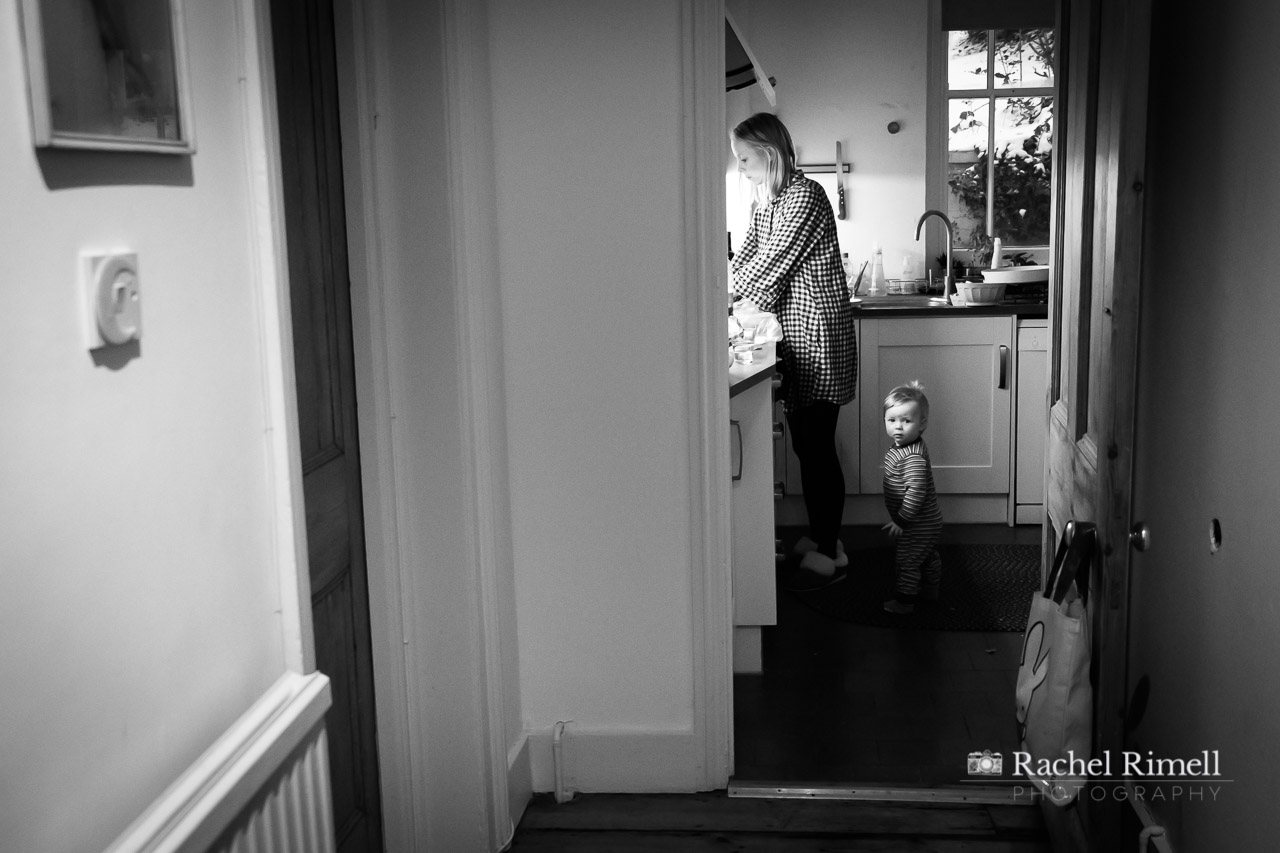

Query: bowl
[958,280,1007,305]
[981,264,1049,284]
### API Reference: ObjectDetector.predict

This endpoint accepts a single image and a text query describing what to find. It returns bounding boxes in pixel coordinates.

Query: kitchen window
[930,19,1056,261]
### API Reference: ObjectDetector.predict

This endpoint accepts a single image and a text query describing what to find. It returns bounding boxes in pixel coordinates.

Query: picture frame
[18,0,196,154]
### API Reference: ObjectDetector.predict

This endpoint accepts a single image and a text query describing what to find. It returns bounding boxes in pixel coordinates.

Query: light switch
[82,252,142,348]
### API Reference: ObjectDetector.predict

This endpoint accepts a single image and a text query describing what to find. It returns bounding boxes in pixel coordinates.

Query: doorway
[724,12,1151,851]
[721,2,1059,796]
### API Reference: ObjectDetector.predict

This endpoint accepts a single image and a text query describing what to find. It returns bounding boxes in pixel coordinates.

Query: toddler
[881,381,943,614]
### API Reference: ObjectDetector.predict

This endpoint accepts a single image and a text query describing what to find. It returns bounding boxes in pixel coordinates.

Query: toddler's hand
[882,521,902,537]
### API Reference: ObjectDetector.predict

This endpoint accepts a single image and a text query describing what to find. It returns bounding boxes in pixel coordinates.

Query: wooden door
[1043,0,1151,847]
[270,1,383,850]
[858,316,1013,495]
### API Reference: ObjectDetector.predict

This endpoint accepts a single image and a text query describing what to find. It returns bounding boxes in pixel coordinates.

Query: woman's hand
[882,521,902,538]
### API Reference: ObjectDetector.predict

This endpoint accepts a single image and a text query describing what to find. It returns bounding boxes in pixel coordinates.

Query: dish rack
[1003,281,1049,304]
[952,279,1049,306]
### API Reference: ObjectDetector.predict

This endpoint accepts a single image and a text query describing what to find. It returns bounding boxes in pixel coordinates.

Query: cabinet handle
[772,421,784,440]
[773,481,785,500]
[998,344,1009,389]
[730,419,743,481]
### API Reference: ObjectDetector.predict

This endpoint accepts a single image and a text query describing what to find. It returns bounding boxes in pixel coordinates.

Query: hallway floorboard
[508,790,1051,851]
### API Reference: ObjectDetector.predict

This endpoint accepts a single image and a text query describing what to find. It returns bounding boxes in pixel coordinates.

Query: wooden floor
[735,523,1040,786]
[507,524,1052,851]
[508,790,1052,851]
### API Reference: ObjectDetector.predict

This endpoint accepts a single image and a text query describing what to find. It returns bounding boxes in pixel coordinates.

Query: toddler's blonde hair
[883,380,929,421]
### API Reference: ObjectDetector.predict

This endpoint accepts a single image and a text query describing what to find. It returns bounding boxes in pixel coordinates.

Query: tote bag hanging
[1015,520,1097,805]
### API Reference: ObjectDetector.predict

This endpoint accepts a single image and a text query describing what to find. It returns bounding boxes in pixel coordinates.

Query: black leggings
[786,402,846,559]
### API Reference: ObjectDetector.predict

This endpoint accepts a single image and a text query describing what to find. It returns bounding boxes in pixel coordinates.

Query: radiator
[106,671,335,853]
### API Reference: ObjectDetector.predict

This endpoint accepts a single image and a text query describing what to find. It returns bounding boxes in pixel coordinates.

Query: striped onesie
[883,438,943,597]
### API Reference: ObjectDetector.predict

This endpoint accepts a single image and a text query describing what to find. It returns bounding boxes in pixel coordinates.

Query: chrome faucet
[915,209,955,301]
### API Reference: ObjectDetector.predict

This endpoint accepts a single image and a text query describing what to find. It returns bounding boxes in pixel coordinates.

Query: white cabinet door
[859,317,1014,494]
[730,377,777,628]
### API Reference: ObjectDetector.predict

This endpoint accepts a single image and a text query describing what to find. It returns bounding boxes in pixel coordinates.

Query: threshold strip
[728,779,1027,805]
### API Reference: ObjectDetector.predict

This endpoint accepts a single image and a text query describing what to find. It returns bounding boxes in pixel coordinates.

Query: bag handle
[1043,520,1097,605]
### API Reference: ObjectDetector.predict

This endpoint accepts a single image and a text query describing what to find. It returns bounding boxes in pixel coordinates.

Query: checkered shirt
[732,172,857,411]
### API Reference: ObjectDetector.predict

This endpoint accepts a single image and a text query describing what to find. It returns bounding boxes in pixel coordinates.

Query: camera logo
[968,750,1003,776]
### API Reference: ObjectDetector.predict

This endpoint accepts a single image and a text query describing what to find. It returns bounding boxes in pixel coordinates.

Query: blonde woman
[730,113,857,585]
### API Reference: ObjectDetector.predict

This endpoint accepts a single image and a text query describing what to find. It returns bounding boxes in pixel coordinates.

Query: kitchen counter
[852,293,1047,319]
[728,341,777,398]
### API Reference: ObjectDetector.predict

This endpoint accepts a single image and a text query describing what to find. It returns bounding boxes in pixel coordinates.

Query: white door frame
[328,0,735,847]
[682,0,735,788]
[331,0,518,847]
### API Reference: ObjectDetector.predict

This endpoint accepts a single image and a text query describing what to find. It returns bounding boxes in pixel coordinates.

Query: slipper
[791,536,849,568]
[781,551,848,592]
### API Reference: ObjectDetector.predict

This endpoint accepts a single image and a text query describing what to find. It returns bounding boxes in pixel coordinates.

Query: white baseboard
[733,627,763,673]
[1015,504,1045,525]
[525,724,711,795]
[506,732,533,834]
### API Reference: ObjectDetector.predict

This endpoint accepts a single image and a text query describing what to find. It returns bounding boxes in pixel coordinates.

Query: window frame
[926,2,1057,267]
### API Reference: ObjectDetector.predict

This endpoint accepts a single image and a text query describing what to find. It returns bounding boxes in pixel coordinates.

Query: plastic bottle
[991,237,1003,269]
[868,243,885,295]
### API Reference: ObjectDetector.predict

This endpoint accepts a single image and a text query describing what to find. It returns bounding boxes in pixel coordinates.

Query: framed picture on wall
[17,0,195,153]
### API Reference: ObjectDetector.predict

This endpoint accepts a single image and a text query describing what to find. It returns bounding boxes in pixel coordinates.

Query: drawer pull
[730,419,743,481]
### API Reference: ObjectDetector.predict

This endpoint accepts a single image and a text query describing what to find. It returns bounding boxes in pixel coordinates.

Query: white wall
[0,3,295,851]
[726,0,929,277]
[489,0,704,785]
[1128,1,1280,848]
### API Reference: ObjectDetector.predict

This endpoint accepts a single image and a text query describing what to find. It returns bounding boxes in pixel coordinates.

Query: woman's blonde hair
[732,112,797,201]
